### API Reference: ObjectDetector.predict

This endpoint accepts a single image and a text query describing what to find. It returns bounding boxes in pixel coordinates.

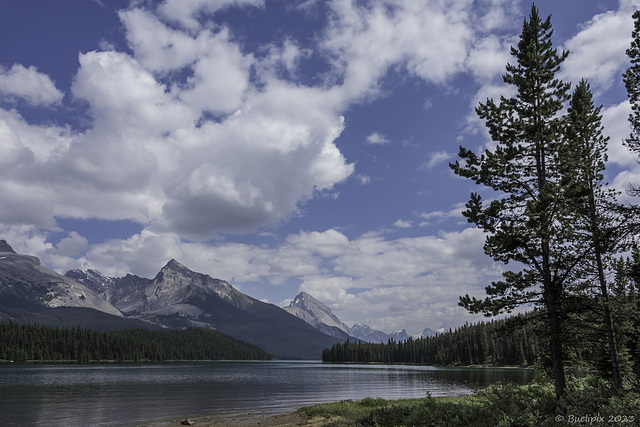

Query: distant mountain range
[0,240,340,359]
[0,239,440,358]
[282,291,440,343]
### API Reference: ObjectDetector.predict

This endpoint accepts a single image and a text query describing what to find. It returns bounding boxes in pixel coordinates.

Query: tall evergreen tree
[450,5,571,399]
[561,80,624,390]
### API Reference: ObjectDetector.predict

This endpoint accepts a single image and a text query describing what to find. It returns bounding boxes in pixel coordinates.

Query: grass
[297,396,466,426]
[296,376,640,426]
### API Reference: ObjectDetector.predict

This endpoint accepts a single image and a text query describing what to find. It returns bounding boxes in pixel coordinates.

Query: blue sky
[1,0,639,335]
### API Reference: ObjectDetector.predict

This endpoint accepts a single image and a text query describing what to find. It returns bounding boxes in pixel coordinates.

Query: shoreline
[144,409,329,427]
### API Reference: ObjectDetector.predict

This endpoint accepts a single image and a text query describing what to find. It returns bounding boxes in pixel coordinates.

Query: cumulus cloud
[0,2,357,239]
[560,7,634,90]
[0,64,64,106]
[320,0,475,101]
[0,0,529,240]
[467,35,514,82]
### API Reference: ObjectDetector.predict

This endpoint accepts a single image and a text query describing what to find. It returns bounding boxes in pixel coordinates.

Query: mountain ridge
[281,291,439,343]
[283,292,354,340]
[0,240,122,317]
[65,260,341,359]
[0,240,341,359]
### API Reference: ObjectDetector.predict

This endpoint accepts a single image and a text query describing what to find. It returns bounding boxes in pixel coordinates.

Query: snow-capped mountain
[283,292,353,340]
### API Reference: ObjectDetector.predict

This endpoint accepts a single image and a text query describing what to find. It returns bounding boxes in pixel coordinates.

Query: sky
[1,0,640,336]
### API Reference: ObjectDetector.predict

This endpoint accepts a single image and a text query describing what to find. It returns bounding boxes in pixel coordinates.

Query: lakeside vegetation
[323,314,543,366]
[297,377,639,426]
[0,321,272,362]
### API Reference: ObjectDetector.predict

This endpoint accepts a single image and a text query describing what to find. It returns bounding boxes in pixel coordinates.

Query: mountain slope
[283,292,353,340]
[350,323,410,343]
[0,241,122,317]
[1,241,340,358]
[350,323,392,343]
[67,260,342,359]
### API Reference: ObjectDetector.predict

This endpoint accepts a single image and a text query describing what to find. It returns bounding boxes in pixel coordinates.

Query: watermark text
[555,414,635,424]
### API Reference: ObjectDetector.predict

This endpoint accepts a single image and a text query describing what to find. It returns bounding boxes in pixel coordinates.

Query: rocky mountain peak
[290,291,320,309]
[164,259,184,271]
[0,239,16,253]
[284,292,352,339]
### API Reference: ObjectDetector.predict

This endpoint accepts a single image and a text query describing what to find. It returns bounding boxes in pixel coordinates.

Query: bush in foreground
[301,376,639,427]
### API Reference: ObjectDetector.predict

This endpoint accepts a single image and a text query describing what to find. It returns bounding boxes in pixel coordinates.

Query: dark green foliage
[323,315,541,366]
[0,321,273,362]
[560,79,632,391]
[356,376,639,427]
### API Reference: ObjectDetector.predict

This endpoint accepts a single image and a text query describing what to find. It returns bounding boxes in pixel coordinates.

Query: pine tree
[450,4,571,399]
[561,80,627,390]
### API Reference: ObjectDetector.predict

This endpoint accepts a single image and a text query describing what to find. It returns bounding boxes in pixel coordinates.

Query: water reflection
[0,361,535,426]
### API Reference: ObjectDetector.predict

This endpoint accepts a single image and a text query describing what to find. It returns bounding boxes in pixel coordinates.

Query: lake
[0,361,535,426]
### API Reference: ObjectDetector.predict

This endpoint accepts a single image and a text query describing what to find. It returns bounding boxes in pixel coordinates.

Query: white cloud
[119,8,215,72]
[467,35,514,82]
[604,101,635,167]
[321,0,475,100]
[419,151,453,170]
[158,0,264,31]
[0,4,356,239]
[356,174,371,185]
[365,132,390,145]
[178,29,252,114]
[560,8,634,90]
[0,64,63,106]
[393,219,412,228]
[49,231,88,257]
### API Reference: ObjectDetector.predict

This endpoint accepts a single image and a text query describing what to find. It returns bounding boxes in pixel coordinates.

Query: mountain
[416,327,440,338]
[349,323,390,343]
[65,260,341,359]
[0,240,154,329]
[65,268,151,312]
[0,240,122,318]
[283,292,353,340]
[350,323,411,343]
[280,291,428,344]
[389,329,411,341]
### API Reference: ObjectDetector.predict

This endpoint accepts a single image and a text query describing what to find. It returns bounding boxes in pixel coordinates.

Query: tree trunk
[543,239,566,400]
[545,287,566,399]
[595,248,623,390]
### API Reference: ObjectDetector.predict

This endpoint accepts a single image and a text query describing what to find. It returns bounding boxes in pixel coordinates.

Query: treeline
[323,315,544,366]
[0,322,273,362]
[323,246,640,373]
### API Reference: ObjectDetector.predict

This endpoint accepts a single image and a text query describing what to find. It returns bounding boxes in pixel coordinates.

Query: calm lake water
[0,361,535,426]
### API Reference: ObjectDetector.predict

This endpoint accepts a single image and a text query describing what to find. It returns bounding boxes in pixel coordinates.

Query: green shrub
[355,376,639,427]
